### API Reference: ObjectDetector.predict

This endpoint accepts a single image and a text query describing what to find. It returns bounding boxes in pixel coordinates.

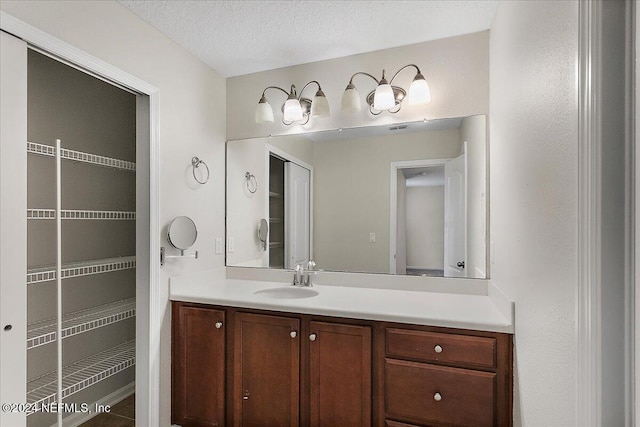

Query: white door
[444,153,467,278]
[395,170,407,275]
[284,162,310,269]
[0,31,28,427]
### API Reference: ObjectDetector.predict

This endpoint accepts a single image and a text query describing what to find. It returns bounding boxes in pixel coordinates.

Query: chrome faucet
[293,260,317,287]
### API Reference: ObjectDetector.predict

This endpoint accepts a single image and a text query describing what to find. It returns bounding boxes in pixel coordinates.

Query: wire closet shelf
[26,139,137,421]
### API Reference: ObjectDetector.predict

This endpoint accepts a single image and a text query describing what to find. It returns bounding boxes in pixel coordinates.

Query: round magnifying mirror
[167,216,198,251]
[258,218,269,243]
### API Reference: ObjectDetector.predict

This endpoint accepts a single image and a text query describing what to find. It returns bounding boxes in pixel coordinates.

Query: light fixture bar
[342,64,431,115]
[255,81,329,125]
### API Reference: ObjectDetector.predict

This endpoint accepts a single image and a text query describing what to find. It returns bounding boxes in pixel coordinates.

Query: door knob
[290,331,297,338]
[434,392,442,402]
[456,261,465,268]
[309,333,317,342]
[214,321,223,329]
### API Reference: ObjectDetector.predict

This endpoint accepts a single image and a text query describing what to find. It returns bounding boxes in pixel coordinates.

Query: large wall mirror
[226,115,488,279]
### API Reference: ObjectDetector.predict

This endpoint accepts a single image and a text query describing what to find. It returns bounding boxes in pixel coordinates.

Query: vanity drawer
[386,328,496,369]
[385,359,496,427]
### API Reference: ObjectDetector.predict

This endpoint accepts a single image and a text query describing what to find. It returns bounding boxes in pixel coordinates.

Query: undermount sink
[254,286,319,299]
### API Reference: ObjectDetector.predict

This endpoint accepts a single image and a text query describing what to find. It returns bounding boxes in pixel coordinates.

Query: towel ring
[245,172,258,193]
[192,157,210,184]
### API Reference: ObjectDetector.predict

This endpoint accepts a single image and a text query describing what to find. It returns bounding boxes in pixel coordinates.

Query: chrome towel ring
[245,172,258,193]
[192,156,210,184]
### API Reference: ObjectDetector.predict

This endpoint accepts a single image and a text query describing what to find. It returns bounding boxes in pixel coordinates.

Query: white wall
[406,186,444,269]
[489,1,578,426]
[461,115,487,277]
[227,32,489,140]
[0,2,227,425]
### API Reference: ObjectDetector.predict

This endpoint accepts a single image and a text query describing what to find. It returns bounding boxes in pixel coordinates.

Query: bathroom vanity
[170,273,513,427]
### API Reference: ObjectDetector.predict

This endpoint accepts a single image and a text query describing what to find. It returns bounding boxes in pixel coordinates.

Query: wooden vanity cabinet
[383,325,513,427]
[172,304,226,427]
[171,302,512,427]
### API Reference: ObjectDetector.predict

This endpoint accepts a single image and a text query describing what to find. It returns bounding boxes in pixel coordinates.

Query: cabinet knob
[434,392,442,402]
[309,333,317,342]
[214,321,223,329]
[434,345,443,353]
[290,331,297,338]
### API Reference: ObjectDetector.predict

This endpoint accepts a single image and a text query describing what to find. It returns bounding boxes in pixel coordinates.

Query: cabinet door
[309,321,372,427]
[172,304,226,427]
[234,312,300,426]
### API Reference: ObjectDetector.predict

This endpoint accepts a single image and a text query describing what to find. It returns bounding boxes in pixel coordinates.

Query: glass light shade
[283,98,303,122]
[408,74,431,105]
[255,98,274,123]
[311,90,330,118]
[373,83,396,110]
[341,85,361,113]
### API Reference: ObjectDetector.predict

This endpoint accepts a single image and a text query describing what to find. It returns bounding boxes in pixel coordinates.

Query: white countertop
[169,269,514,334]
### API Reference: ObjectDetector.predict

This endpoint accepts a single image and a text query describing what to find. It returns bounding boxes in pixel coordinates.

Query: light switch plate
[215,238,223,254]
[369,232,376,243]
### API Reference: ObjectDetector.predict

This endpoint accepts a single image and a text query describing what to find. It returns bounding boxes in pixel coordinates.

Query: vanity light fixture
[341,64,431,115]
[255,81,330,125]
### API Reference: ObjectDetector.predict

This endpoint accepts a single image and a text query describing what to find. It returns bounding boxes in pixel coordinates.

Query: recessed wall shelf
[27,298,136,349]
[269,218,283,223]
[26,340,135,411]
[27,141,136,172]
[27,256,136,284]
[27,209,136,220]
[269,242,284,248]
[269,192,282,198]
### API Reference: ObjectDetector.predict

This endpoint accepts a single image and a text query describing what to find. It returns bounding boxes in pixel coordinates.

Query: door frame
[389,158,452,274]
[266,144,314,263]
[0,11,161,426]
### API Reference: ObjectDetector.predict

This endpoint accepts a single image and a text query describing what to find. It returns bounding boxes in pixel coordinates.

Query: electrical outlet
[215,238,223,254]
[369,232,376,243]
[228,237,235,253]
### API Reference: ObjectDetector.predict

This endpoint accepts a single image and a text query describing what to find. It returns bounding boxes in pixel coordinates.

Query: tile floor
[79,394,134,427]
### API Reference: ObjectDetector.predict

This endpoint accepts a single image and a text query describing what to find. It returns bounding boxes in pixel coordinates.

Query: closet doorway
[1,27,157,427]
[26,49,137,427]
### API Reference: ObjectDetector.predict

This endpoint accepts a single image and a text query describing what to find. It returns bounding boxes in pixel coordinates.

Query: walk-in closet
[25,49,136,426]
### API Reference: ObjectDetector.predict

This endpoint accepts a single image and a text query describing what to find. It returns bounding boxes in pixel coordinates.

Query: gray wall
[406,185,444,269]
[312,130,461,273]
[226,32,489,140]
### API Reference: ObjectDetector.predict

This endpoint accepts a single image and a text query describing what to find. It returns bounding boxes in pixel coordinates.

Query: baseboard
[58,382,135,427]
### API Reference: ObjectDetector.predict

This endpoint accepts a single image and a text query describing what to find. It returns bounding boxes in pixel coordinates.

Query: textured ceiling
[119,0,499,77]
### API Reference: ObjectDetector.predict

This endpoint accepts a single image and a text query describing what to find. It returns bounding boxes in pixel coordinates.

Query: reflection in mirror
[167,216,198,252]
[226,115,487,279]
[257,218,269,250]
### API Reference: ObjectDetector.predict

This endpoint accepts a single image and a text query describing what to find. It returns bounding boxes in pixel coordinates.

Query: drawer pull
[290,331,297,338]
[434,392,442,402]
[309,333,317,342]
[434,345,443,353]
[214,321,223,329]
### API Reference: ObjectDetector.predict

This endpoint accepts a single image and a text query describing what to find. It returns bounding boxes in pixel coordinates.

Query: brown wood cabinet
[309,321,371,426]
[233,312,300,427]
[171,302,513,427]
[172,305,226,427]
